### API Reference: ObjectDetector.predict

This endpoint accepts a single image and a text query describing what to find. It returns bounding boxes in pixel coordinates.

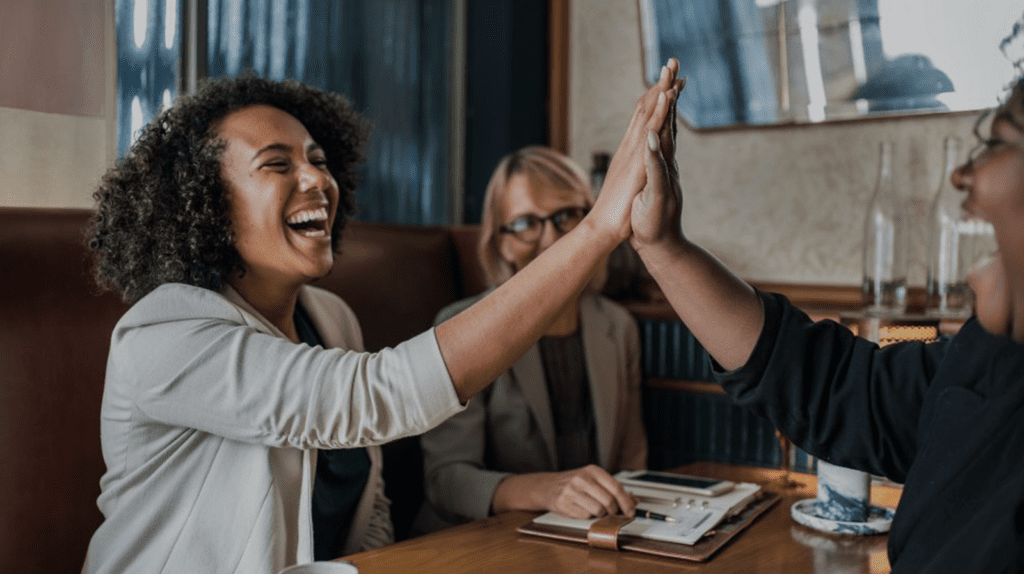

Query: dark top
[538,330,598,471]
[297,305,371,561]
[716,291,1024,573]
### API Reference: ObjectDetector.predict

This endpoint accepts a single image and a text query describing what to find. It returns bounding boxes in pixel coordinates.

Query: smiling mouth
[285,207,330,238]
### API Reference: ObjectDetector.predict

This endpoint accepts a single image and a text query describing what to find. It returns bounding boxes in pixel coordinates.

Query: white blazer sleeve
[109,284,463,449]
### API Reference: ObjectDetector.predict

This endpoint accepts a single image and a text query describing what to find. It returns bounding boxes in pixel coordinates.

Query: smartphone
[619,470,735,496]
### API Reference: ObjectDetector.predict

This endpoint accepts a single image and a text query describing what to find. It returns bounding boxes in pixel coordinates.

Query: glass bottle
[926,136,972,317]
[861,141,908,316]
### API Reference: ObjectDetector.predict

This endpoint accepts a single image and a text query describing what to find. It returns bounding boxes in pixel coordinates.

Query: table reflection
[791,526,890,574]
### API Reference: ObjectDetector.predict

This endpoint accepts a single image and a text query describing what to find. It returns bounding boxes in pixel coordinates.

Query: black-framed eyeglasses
[499,206,590,243]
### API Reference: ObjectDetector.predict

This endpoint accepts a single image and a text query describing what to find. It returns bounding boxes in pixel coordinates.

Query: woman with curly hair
[417,147,646,533]
[631,58,1024,573]
[82,62,682,574]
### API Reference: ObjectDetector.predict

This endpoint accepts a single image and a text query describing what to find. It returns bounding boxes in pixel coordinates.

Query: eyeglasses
[499,206,589,243]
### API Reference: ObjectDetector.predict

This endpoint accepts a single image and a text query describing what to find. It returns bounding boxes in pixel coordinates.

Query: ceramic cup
[815,461,870,523]
[278,561,359,574]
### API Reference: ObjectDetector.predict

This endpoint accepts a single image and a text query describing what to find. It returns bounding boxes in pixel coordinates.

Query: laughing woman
[82,64,682,574]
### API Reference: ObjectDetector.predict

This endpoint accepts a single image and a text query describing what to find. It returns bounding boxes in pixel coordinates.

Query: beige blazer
[419,292,647,528]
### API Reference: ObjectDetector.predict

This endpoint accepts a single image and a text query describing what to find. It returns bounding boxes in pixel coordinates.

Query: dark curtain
[116,0,181,157]
[205,0,452,225]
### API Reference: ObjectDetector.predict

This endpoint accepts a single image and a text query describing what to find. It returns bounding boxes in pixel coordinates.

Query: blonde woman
[417,147,647,532]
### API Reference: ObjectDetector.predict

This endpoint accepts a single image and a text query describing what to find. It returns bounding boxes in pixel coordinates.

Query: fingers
[660,78,685,157]
[640,129,668,211]
[622,59,680,147]
[553,466,636,519]
[588,58,681,241]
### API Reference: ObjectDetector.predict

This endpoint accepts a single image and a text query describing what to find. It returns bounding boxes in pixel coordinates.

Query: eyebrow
[250,142,324,163]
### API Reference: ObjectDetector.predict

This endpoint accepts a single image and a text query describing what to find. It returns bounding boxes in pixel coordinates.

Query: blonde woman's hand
[541,465,636,520]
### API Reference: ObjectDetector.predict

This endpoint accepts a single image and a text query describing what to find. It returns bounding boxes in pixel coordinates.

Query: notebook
[517,471,779,562]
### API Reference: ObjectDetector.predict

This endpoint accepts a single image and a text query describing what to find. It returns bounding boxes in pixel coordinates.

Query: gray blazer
[84,283,463,574]
[419,292,647,529]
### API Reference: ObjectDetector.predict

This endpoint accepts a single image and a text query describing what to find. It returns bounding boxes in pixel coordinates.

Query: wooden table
[345,462,900,573]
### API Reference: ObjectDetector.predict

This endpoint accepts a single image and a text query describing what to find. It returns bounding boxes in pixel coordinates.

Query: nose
[298,160,331,193]
[950,160,971,191]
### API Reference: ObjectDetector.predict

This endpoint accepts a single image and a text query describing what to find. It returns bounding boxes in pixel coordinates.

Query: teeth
[285,207,328,225]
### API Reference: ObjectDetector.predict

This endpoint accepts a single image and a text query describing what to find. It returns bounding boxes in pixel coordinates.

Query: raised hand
[587,58,681,244]
[632,76,685,251]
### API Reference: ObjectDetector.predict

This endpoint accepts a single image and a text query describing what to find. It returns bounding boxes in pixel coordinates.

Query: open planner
[517,471,780,562]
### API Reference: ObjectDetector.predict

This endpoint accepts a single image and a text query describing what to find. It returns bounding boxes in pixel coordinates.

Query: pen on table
[635,508,678,522]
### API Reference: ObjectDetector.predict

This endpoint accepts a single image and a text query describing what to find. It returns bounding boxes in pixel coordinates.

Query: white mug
[815,460,870,522]
[278,561,359,574]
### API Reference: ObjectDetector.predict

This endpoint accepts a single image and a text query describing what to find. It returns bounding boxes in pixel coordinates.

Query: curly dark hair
[87,74,370,303]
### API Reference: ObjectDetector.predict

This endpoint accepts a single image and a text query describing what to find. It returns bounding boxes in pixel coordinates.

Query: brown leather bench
[0,207,485,574]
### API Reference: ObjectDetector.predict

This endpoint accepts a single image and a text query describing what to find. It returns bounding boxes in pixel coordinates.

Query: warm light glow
[878,325,938,346]
[869,548,891,574]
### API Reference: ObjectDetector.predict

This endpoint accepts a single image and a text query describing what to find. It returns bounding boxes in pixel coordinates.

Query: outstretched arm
[629,81,763,372]
[437,60,682,402]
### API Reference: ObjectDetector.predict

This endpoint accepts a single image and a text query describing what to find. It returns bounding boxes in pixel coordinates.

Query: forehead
[216,104,314,152]
[500,172,586,218]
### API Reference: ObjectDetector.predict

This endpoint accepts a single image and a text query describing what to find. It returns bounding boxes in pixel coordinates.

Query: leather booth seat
[0,207,485,574]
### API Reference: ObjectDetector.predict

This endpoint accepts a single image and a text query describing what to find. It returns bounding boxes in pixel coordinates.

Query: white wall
[568,0,983,286]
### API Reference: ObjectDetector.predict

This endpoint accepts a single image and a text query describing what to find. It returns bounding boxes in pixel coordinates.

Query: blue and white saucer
[790,498,894,535]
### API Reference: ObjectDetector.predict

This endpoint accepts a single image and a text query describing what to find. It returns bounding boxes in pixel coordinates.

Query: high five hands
[632,60,686,253]
[588,58,684,248]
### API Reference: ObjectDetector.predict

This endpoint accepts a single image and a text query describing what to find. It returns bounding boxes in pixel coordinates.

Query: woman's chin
[966,250,1013,337]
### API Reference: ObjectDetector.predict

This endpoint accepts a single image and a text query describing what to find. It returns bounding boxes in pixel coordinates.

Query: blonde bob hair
[477,146,607,291]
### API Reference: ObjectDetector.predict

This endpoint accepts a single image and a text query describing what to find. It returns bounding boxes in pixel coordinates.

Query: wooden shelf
[621,281,935,324]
